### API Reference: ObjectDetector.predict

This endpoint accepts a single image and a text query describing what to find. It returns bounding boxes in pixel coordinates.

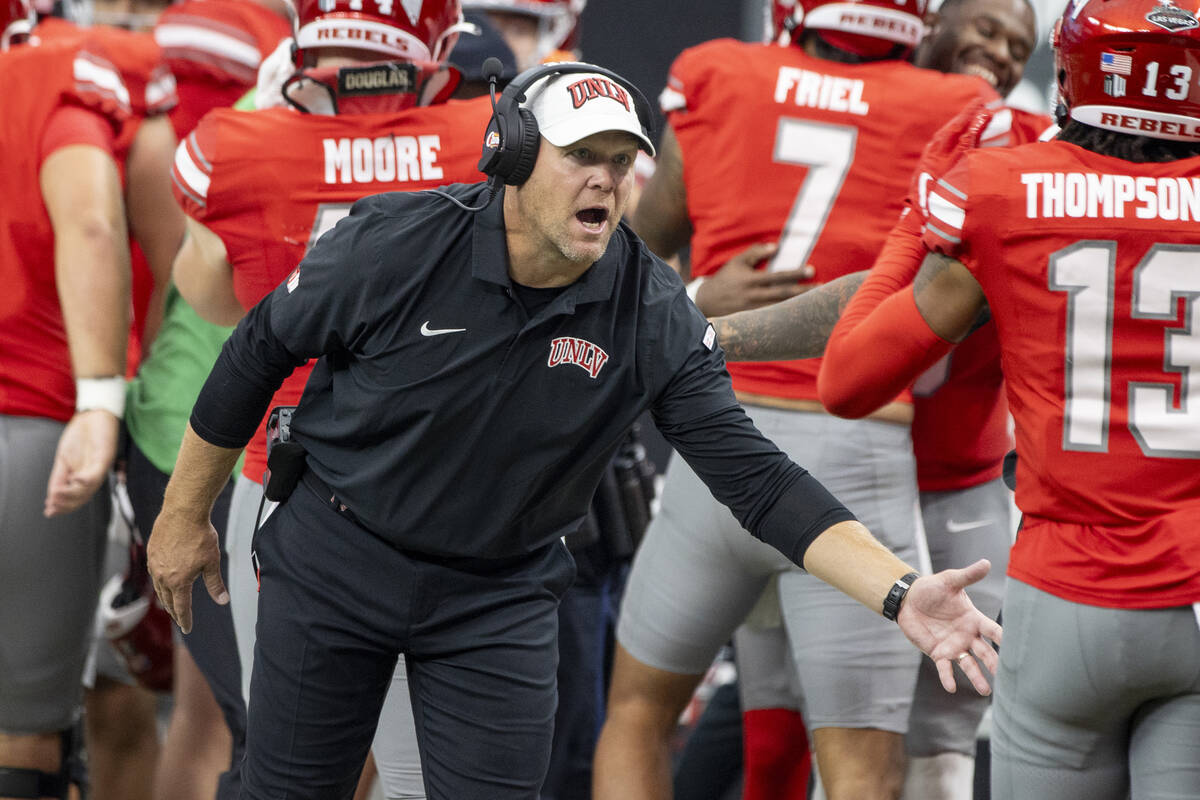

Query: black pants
[243,474,576,800]
[125,437,245,800]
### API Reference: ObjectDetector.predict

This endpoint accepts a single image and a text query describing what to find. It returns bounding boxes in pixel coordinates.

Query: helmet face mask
[766,0,927,56]
[294,0,471,68]
[1,0,34,51]
[1054,0,1200,142]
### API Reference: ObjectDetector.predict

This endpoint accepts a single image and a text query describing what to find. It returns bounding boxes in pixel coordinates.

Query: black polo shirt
[192,182,855,560]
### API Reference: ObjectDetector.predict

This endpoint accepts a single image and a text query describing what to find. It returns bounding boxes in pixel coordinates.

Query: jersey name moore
[323,134,444,184]
[1021,172,1200,221]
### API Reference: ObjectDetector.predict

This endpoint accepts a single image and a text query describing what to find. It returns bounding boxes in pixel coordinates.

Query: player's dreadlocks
[1056,119,1200,163]
[800,29,908,64]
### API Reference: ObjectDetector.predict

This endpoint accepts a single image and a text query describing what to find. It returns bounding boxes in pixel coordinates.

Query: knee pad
[0,725,86,800]
[0,767,67,799]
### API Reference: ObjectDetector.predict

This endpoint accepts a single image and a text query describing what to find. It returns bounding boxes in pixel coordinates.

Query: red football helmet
[463,0,583,60]
[294,0,471,66]
[1054,0,1200,141]
[766,0,926,57]
[1,0,33,51]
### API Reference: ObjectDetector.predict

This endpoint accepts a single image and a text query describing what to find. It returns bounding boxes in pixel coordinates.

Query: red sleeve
[921,155,971,257]
[819,282,955,419]
[171,113,220,219]
[38,104,118,166]
[818,211,929,416]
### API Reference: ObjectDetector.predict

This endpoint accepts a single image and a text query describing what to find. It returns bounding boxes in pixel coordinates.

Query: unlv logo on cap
[566,78,631,111]
[548,336,609,379]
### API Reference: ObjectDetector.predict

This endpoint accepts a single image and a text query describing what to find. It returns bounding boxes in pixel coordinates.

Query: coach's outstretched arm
[803,519,1001,695]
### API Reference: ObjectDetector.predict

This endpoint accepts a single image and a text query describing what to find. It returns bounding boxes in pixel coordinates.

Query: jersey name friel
[323,135,444,184]
[1020,171,1200,221]
[773,66,869,116]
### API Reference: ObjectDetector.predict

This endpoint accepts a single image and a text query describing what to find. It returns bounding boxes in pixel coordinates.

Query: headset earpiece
[506,107,541,185]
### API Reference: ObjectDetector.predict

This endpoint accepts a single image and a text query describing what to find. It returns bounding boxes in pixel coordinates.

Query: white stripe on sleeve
[659,86,687,113]
[73,54,132,109]
[173,140,211,199]
[927,190,965,232]
[154,24,263,69]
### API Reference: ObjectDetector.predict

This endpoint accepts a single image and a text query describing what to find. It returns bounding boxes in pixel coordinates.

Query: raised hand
[897,559,1003,695]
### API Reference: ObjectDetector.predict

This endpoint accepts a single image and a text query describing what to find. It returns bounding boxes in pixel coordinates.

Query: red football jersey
[172,98,494,481]
[924,141,1200,608]
[36,18,177,136]
[34,19,180,372]
[0,41,131,421]
[664,38,996,400]
[154,0,291,138]
[910,104,1053,491]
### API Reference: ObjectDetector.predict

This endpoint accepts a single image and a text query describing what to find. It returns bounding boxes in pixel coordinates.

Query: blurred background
[578,0,1065,144]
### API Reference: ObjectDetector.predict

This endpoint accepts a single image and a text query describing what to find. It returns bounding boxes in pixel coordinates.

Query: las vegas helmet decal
[547,336,609,379]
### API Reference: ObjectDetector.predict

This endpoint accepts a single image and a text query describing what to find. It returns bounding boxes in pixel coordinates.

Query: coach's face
[514,130,638,270]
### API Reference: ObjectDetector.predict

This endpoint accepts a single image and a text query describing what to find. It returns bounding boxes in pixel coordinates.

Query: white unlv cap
[523,68,656,157]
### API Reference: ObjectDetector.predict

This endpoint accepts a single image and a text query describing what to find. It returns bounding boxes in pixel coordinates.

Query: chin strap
[281,62,463,116]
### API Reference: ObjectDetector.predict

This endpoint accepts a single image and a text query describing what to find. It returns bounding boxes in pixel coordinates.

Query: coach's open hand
[147,510,229,634]
[897,559,1002,695]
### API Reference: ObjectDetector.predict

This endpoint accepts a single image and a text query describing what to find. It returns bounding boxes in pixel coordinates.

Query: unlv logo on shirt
[566,78,631,112]
[548,336,609,379]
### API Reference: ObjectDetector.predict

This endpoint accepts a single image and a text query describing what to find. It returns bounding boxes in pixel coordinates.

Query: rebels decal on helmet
[766,0,927,54]
[295,0,471,65]
[1054,0,1200,141]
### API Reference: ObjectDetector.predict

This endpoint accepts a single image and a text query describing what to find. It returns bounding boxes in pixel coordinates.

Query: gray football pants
[0,415,108,733]
[992,578,1200,799]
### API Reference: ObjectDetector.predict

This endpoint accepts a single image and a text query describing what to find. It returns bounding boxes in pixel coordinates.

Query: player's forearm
[161,424,244,524]
[42,145,131,378]
[174,218,245,327]
[631,125,691,262]
[712,271,865,361]
[802,519,916,616]
[126,115,186,347]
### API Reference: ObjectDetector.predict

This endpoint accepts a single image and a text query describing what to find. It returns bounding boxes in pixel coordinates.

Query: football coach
[148,61,1002,800]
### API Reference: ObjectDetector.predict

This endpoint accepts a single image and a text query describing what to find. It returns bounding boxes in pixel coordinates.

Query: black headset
[477,60,656,186]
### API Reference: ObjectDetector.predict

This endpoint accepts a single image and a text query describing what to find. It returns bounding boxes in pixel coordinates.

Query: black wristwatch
[882,572,920,621]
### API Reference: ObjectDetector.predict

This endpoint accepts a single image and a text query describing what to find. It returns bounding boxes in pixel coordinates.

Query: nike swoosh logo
[945,519,992,533]
[420,321,466,337]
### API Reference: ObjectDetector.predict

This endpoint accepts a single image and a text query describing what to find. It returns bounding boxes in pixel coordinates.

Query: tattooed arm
[711,271,867,361]
[912,251,986,343]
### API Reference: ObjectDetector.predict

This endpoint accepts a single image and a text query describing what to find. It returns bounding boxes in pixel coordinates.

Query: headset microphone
[429,57,505,213]
[482,56,504,99]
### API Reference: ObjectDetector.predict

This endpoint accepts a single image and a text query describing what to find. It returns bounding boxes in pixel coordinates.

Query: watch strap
[882,571,920,621]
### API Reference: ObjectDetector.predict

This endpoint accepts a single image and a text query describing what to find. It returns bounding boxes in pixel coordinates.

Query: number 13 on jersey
[1051,241,1200,458]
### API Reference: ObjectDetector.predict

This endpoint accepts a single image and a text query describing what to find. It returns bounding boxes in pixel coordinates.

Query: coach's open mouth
[576,207,609,232]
